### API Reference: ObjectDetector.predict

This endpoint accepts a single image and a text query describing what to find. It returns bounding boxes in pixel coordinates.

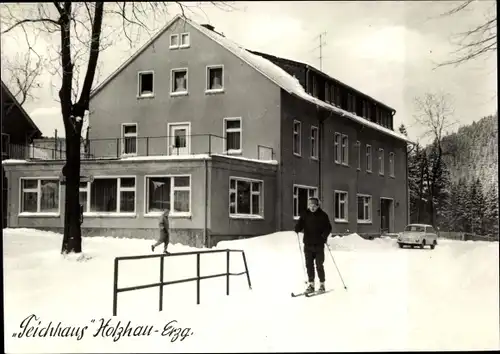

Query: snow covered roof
[91,14,413,144]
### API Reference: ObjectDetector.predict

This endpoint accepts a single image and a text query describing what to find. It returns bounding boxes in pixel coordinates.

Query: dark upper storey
[247,50,395,131]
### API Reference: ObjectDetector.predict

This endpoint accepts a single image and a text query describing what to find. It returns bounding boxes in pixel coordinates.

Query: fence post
[196,253,201,305]
[146,137,149,156]
[113,258,119,316]
[241,251,252,289]
[208,134,212,155]
[159,256,164,312]
[226,250,230,296]
[116,138,120,158]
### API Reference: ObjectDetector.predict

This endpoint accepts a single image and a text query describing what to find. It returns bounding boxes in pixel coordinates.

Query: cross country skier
[151,208,170,254]
[294,197,332,294]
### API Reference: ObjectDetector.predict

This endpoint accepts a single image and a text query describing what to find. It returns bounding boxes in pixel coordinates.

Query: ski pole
[326,244,347,290]
[296,232,307,284]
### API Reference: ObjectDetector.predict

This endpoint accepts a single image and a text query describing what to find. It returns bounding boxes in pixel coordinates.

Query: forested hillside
[440,114,498,192]
[401,113,498,238]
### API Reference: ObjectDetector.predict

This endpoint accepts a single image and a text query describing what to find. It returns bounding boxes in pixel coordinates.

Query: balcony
[4,134,275,162]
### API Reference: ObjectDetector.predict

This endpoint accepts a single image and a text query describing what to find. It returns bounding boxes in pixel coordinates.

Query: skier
[151,207,171,254]
[294,197,332,294]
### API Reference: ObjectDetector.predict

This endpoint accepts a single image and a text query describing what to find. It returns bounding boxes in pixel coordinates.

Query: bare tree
[0,2,235,255]
[1,51,44,111]
[413,92,455,225]
[435,0,496,68]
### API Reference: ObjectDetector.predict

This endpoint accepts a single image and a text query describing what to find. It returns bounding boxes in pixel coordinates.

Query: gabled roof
[1,80,42,138]
[90,14,412,144]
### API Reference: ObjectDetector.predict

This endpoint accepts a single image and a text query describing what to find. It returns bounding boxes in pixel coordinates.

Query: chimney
[201,24,215,31]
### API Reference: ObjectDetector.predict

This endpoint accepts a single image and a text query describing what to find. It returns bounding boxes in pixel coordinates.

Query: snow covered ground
[3,228,499,352]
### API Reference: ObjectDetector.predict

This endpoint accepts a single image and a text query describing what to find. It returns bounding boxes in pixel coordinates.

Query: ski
[291,291,307,297]
[304,289,333,297]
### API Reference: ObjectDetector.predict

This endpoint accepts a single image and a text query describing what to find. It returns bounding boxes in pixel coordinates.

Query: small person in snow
[294,197,332,294]
[151,208,170,254]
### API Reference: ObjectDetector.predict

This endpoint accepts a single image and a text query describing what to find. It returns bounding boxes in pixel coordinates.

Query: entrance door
[168,123,190,155]
[380,198,393,234]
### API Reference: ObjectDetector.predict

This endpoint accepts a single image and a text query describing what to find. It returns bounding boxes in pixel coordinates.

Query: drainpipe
[318,110,323,201]
[204,158,209,248]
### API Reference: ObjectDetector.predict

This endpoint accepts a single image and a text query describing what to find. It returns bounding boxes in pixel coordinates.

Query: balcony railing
[4,134,275,162]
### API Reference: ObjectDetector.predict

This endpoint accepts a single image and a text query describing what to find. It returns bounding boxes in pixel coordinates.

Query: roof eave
[1,81,42,137]
[289,92,412,145]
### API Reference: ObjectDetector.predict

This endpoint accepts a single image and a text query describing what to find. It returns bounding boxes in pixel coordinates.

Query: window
[334,190,348,222]
[169,34,179,49]
[20,178,60,214]
[325,83,330,103]
[206,65,224,92]
[334,86,340,106]
[376,108,382,124]
[389,152,395,177]
[293,185,317,219]
[357,194,372,223]
[311,126,319,159]
[330,85,335,105]
[366,144,372,172]
[229,177,263,218]
[82,177,136,214]
[180,33,190,48]
[341,134,348,165]
[138,71,154,97]
[171,68,188,95]
[224,118,242,153]
[121,123,137,156]
[347,93,356,112]
[293,120,301,156]
[334,133,341,164]
[312,76,318,97]
[362,100,368,118]
[378,148,384,175]
[365,102,372,120]
[356,141,361,170]
[145,175,191,215]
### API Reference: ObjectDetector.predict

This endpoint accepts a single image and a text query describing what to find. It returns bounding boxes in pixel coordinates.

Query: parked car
[397,224,438,249]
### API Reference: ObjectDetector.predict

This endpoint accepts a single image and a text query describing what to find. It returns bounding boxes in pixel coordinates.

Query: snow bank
[217,231,396,253]
[3,228,499,352]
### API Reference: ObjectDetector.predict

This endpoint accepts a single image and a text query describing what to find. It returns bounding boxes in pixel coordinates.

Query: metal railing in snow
[112,249,252,316]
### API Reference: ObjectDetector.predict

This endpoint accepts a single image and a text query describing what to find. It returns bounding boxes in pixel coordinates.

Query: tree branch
[1,18,59,34]
[76,1,104,115]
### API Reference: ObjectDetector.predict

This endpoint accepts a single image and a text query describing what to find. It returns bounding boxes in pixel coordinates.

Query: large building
[2,15,411,247]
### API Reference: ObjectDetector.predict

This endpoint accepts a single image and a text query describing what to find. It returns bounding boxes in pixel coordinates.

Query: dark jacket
[159,210,169,233]
[294,208,332,248]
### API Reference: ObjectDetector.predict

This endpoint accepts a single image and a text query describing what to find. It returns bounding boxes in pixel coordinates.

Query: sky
[1,1,497,143]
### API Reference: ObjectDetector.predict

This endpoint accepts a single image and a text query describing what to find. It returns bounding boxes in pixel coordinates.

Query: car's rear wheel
[398,243,403,248]
[430,240,437,250]
[420,240,426,249]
